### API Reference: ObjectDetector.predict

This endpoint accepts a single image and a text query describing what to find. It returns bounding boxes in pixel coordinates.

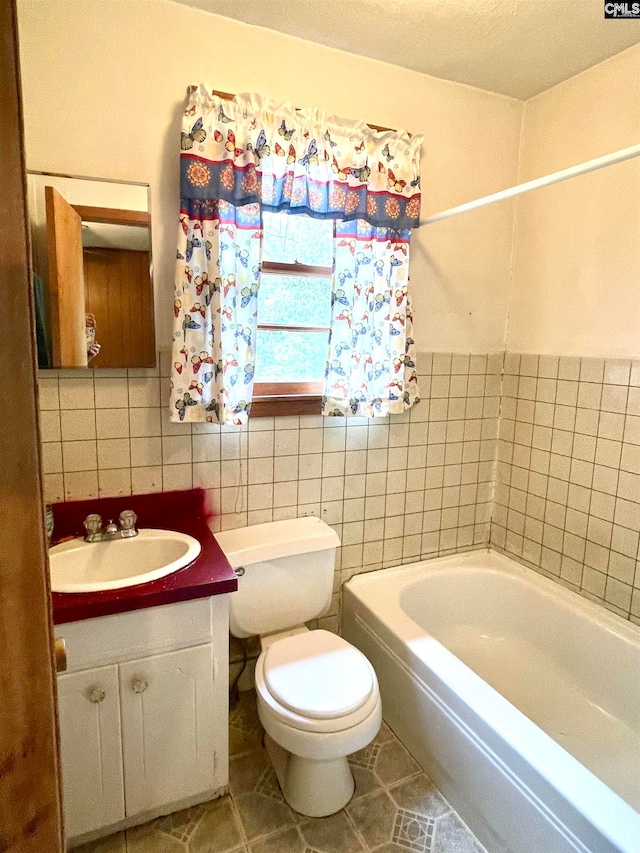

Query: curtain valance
[181,87,423,231]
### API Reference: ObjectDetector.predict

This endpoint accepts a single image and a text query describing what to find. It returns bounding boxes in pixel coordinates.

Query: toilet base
[265,733,355,817]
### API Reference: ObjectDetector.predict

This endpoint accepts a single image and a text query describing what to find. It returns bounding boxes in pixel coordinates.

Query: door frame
[0,0,65,849]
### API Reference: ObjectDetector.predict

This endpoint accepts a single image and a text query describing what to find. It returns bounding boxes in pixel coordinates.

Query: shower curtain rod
[421,142,640,226]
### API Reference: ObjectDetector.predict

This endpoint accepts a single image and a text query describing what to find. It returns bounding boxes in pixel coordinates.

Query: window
[252,213,334,416]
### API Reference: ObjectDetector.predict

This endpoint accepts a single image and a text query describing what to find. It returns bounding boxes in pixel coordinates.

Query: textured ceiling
[171,0,640,100]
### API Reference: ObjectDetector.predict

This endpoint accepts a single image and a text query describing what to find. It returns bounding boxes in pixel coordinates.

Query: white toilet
[215,516,382,817]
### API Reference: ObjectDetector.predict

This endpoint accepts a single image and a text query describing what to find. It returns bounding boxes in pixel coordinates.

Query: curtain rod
[422,143,640,226]
[187,86,398,134]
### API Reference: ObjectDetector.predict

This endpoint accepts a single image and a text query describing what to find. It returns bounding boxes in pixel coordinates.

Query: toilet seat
[263,629,374,720]
[256,631,380,734]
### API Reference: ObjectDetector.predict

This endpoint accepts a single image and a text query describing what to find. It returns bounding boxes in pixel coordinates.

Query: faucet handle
[119,510,137,532]
[83,513,102,535]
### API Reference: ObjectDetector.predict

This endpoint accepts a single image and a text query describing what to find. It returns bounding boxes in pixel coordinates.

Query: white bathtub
[343,549,640,853]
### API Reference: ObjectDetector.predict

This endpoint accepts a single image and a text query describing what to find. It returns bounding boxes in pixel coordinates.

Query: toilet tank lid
[214,517,340,567]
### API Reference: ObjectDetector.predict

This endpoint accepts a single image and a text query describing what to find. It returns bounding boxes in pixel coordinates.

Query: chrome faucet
[83,510,138,542]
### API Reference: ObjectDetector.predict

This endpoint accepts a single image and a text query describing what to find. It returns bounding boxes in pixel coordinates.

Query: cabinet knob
[132,678,148,694]
[88,686,106,704]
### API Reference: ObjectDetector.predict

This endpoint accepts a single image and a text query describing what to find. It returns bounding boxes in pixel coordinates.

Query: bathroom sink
[49,529,202,593]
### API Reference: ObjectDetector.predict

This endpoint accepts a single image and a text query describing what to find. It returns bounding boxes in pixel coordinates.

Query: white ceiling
[172,0,640,100]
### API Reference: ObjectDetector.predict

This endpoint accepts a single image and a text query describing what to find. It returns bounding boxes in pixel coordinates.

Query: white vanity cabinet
[55,595,229,845]
[57,665,125,838]
[119,645,217,815]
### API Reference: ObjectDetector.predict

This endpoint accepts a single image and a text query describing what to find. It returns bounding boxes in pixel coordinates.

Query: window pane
[262,212,333,267]
[259,275,332,327]
[255,330,328,383]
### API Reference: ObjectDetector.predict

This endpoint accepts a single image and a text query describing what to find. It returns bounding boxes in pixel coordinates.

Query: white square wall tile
[131,466,163,494]
[323,427,346,453]
[96,408,130,439]
[43,473,64,503]
[192,462,220,489]
[129,408,162,437]
[97,438,131,470]
[128,377,161,408]
[60,409,96,441]
[94,377,130,408]
[193,433,220,462]
[40,410,61,442]
[98,468,132,498]
[41,442,63,475]
[59,378,94,410]
[130,437,162,467]
[248,457,274,485]
[248,431,275,458]
[162,464,192,491]
[298,479,321,505]
[248,483,273,511]
[162,435,192,465]
[64,471,98,500]
[38,377,59,410]
[274,455,299,482]
[62,440,97,473]
[273,481,297,508]
[274,430,299,456]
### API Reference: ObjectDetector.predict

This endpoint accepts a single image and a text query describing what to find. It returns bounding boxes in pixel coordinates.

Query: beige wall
[17,0,523,355]
[508,45,640,358]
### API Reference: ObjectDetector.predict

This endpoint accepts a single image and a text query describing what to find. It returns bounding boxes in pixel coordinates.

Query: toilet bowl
[215,517,382,817]
[254,628,382,816]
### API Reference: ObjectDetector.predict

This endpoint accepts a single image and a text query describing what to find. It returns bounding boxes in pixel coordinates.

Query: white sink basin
[49,529,202,593]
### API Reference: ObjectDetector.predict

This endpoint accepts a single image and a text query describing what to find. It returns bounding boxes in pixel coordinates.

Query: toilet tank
[215,517,340,639]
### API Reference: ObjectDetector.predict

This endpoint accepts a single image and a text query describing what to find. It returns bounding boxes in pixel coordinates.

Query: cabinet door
[119,644,216,816]
[57,666,125,839]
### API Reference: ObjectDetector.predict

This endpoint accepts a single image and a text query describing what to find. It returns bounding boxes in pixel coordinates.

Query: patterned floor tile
[346,789,399,851]
[126,823,185,853]
[229,748,272,798]
[73,832,127,853]
[431,812,486,853]
[154,803,208,843]
[234,791,295,842]
[298,811,367,853]
[75,689,487,853]
[387,775,451,820]
[254,766,285,802]
[373,721,396,745]
[349,742,381,770]
[248,826,306,853]
[188,797,245,853]
[391,808,435,852]
[349,763,383,801]
[372,739,421,787]
[229,690,264,757]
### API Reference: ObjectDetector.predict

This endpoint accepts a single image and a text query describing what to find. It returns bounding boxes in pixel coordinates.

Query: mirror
[27,172,155,369]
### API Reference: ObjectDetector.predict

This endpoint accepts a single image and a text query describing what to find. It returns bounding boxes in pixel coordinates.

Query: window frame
[252,258,332,417]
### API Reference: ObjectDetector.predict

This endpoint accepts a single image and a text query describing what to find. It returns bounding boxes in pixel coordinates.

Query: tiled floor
[75,690,485,853]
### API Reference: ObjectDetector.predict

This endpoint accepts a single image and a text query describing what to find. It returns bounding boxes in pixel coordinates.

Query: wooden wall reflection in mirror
[27,172,155,369]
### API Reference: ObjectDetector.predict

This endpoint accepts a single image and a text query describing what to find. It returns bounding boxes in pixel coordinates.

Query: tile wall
[40,350,640,625]
[492,354,640,623]
[39,350,503,628]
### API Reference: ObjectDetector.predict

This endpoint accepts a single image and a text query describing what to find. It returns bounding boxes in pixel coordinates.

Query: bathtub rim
[344,548,640,853]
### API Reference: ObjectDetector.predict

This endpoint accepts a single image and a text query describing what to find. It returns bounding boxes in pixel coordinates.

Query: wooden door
[83,247,154,368]
[45,185,88,368]
[119,645,216,815]
[0,1,64,850]
[57,666,125,840]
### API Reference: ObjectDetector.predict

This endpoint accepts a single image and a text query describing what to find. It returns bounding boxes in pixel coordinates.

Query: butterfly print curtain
[324,221,419,416]
[171,200,261,424]
[171,86,423,422]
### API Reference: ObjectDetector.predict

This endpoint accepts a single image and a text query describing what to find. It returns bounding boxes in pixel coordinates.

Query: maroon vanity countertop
[51,489,237,625]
